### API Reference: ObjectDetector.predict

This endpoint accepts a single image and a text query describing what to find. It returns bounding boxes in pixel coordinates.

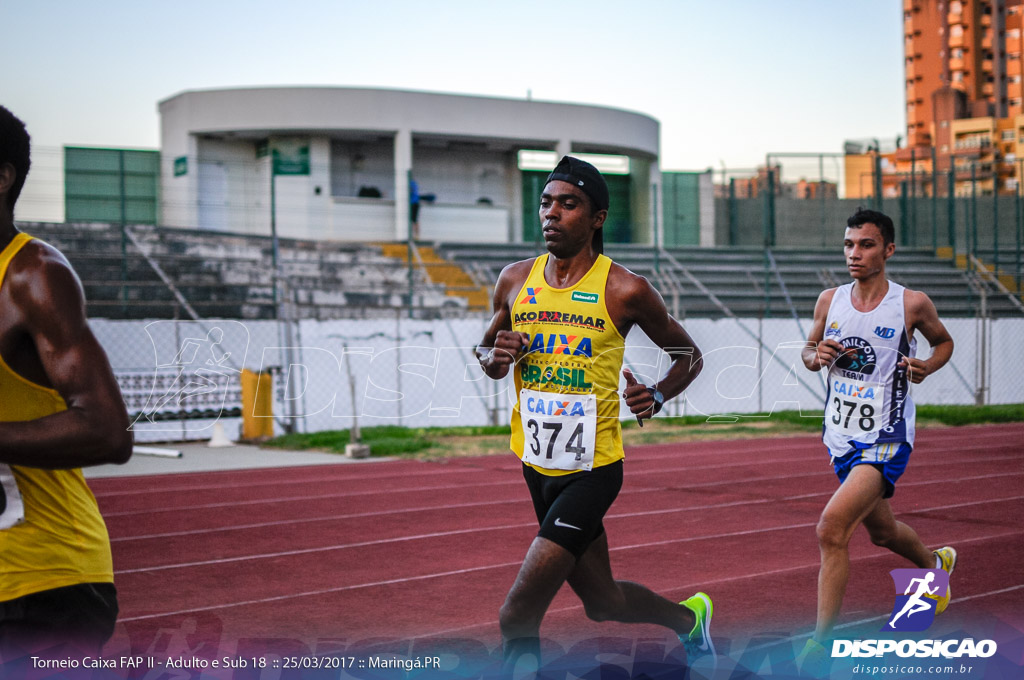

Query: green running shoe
[679,592,714,657]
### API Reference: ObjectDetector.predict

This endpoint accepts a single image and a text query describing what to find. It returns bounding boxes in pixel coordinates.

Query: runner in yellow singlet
[0,106,133,662]
[477,156,709,673]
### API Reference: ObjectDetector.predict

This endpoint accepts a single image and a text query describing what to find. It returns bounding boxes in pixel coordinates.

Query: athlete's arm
[900,290,953,384]
[802,288,842,372]
[476,260,531,380]
[0,243,132,468]
[608,267,702,421]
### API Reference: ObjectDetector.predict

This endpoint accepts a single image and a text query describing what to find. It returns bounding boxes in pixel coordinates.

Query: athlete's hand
[622,369,656,424]
[482,330,529,369]
[811,339,845,370]
[899,355,932,384]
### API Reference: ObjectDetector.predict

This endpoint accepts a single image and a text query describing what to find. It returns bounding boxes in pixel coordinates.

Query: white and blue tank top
[822,281,917,456]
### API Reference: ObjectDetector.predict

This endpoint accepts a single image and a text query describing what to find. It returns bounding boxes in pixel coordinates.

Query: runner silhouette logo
[883,569,948,632]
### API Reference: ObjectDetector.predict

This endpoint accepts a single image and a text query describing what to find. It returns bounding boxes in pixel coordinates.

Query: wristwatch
[647,387,664,415]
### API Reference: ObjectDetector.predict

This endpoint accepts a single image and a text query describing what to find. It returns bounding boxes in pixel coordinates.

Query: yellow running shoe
[795,638,829,678]
[927,546,957,615]
[679,592,714,657]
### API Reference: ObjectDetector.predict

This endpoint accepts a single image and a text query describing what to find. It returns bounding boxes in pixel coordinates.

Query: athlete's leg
[814,464,887,640]
[499,537,577,673]
[566,533,694,635]
[861,497,934,568]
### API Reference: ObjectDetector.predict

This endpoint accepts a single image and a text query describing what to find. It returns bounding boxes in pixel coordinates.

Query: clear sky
[4,0,903,178]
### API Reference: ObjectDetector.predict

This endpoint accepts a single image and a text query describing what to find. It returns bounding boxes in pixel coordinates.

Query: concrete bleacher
[17,222,1023,320]
[21,223,467,320]
[439,242,1024,319]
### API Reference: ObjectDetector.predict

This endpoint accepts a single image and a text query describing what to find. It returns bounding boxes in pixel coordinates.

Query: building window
[953,71,965,82]
[1003,130,1016,141]
[951,1,962,13]
[952,48,964,58]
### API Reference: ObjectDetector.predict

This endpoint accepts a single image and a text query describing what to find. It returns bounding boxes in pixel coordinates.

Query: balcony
[983,82,995,96]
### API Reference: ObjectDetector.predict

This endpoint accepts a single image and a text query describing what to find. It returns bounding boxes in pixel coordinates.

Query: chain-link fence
[713,153,1023,292]
[92,314,1023,443]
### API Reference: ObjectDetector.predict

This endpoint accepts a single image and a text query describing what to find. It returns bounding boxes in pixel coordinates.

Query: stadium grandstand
[18,221,1024,322]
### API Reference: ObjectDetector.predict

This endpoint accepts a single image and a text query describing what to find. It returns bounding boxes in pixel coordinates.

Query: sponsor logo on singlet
[513,310,607,332]
[835,336,877,376]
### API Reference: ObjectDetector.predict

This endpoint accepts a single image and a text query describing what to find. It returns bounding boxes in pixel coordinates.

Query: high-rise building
[905,0,1024,151]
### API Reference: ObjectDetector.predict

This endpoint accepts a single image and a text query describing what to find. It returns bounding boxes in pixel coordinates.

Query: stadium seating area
[442,242,1024,319]
[22,222,465,320]
[18,221,1024,320]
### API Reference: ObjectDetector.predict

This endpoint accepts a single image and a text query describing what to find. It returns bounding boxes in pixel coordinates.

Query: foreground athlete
[798,208,956,667]
[477,156,709,673]
[0,105,133,661]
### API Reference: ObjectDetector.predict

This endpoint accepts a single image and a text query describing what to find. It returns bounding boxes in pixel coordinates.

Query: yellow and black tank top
[510,254,626,476]
[0,233,115,602]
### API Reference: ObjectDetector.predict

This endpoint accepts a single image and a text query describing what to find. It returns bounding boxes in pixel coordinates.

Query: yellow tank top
[0,233,115,602]
[510,254,626,476]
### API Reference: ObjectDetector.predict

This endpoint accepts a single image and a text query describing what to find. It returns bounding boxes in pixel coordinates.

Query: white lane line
[95,429,1022,499]
[102,452,1023,520]
[118,529,1022,628]
[111,471,1024,543]
[114,494,1024,574]
[412,531,1024,640]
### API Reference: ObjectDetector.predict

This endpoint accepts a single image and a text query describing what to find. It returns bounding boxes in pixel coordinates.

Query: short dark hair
[0,105,31,213]
[847,208,894,246]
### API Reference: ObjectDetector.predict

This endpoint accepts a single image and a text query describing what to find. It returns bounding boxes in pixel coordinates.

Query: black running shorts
[522,460,623,559]
[0,582,118,660]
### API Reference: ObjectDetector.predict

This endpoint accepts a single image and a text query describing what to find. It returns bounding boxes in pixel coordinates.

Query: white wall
[419,203,509,243]
[91,316,1023,442]
[196,138,268,234]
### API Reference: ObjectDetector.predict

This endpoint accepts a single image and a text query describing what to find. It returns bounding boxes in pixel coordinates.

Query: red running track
[90,423,1024,660]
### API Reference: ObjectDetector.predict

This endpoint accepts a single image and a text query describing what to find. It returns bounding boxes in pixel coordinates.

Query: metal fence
[714,154,1023,293]
[92,314,1023,443]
